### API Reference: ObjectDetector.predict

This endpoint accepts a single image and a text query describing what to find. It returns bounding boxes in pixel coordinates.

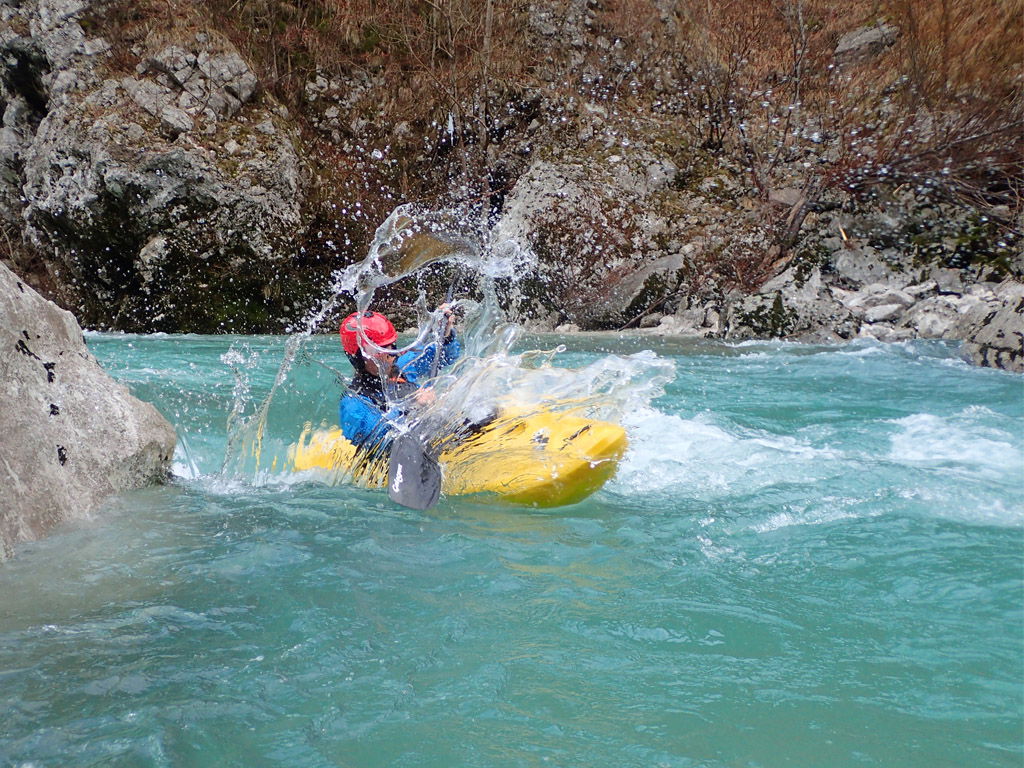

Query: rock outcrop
[725,266,860,342]
[497,143,1023,374]
[960,282,1024,373]
[711,258,1024,371]
[0,1,1019,373]
[0,262,176,560]
[1,0,306,331]
[495,152,683,327]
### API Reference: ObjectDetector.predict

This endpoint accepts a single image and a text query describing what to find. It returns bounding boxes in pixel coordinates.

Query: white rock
[864,303,906,323]
[898,296,961,339]
[839,284,915,313]
[858,323,912,342]
[961,284,1024,372]
[904,280,937,298]
[645,159,677,191]
[994,280,1024,303]
[865,287,915,309]
[159,104,193,136]
[930,268,965,294]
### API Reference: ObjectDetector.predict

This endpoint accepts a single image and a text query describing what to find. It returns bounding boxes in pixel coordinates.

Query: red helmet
[339,311,397,355]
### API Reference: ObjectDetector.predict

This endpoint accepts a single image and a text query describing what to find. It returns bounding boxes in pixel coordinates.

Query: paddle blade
[378,215,477,276]
[388,433,442,510]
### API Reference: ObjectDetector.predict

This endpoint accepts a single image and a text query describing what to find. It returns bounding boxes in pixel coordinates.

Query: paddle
[379,215,476,278]
[387,430,442,510]
[386,290,457,511]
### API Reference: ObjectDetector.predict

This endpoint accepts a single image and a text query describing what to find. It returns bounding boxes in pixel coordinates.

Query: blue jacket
[339,334,461,448]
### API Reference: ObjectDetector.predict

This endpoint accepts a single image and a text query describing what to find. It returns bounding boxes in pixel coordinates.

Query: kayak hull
[288,409,628,507]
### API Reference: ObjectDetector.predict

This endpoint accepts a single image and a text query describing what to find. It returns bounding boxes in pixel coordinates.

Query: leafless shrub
[596,0,1022,271]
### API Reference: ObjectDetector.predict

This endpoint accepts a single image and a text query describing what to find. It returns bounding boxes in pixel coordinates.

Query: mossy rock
[734,291,798,338]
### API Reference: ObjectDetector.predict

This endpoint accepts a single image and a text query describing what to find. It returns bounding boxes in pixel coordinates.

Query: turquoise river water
[1,333,1021,767]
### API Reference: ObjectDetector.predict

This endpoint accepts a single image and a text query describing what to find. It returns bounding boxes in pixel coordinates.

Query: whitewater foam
[611,407,843,499]
[888,410,1023,478]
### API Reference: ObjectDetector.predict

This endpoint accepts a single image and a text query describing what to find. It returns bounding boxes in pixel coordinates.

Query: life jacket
[346,358,417,411]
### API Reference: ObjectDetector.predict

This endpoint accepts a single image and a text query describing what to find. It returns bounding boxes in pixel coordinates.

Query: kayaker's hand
[414,387,436,407]
[439,303,457,337]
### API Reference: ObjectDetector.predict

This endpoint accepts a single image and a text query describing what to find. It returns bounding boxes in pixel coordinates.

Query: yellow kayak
[287,407,628,507]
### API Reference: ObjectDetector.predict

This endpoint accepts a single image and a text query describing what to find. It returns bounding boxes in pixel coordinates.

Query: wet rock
[960,281,1024,373]
[0,262,176,560]
[725,265,859,341]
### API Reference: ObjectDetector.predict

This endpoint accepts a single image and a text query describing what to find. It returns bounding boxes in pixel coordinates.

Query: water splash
[219,203,672,486]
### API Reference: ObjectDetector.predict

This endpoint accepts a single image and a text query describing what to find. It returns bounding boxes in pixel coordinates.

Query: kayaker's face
[364,345,397,376]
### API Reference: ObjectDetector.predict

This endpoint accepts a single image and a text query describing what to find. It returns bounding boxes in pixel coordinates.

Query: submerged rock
[0,262,176,560]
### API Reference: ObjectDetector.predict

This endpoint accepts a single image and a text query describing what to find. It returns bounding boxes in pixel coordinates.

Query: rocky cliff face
[494,152,683,328]
[0,261,176,560]
[2,0,306,331]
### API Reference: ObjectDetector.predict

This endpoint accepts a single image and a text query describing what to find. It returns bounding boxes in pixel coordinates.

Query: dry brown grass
[94,0,1021,216]
[888,0,1024,106]
[203,0,535,126]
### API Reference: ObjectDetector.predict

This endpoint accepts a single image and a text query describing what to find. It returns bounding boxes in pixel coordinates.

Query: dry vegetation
[611,0,1021,203]
[586,0,1023,297]
[95,0,1023,214]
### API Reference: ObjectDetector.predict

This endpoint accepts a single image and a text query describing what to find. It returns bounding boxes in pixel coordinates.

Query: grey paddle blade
[388,433,442,511]
[378,215,477,277]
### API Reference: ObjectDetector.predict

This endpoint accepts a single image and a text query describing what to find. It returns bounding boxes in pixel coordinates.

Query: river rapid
[1,332,1021,767]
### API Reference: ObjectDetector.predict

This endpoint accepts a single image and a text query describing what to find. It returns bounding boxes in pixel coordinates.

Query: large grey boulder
[494,153,682,327]
[0,262,175,560]
[897,295,963,339]
[724,265,860,341]
[829,244,911,288]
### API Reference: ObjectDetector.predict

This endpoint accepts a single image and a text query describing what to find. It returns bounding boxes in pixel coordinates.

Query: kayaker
[338,308,460,451]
